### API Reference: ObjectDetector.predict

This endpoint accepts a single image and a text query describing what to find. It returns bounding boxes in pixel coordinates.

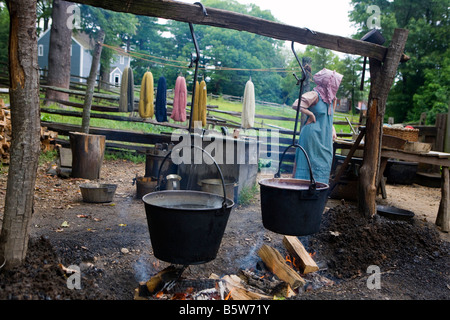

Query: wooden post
[436,167,449,232]
[445,104,450,153]
[358,29,409,218]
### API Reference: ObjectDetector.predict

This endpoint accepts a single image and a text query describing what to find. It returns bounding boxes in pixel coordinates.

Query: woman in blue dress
[292,68,343,185]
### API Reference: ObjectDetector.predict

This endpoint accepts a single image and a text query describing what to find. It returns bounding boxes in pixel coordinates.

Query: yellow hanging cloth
[138,71,154,119]
[199,80,207,127]
[191,81,200,128]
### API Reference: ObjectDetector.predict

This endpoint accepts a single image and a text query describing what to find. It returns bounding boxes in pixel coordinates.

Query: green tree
[0,3,9,67]
[349,0,449,124]
[164,0,286,103]
[80,5,137,88]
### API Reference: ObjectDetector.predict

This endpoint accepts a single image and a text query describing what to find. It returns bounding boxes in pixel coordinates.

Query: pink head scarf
[313,68,343,105]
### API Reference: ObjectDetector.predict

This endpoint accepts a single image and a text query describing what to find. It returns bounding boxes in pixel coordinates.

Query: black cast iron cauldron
[259,144,329,236]
[142,145,234,265]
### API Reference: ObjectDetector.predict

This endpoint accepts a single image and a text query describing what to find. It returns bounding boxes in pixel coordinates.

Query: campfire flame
[224,288,233,300]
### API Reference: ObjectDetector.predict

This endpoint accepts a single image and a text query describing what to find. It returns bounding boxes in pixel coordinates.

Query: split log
[257,244,305,289]
[144,265,186,295]
[69,132,105,180]
[222,274,271,300]
[283,236,319,274]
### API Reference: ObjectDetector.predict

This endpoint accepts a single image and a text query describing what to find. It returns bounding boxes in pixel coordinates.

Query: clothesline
[102,43,301,73]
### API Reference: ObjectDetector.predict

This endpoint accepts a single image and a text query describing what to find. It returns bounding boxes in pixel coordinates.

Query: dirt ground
[0,158,448,301]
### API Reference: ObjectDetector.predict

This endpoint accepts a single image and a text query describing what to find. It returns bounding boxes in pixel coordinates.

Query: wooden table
[333,139,450,232]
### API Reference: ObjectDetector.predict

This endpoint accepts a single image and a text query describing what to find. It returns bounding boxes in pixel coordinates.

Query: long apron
[293,93,333,184]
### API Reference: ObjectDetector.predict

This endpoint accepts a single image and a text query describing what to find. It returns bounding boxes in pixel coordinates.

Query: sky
[178,0,358,38]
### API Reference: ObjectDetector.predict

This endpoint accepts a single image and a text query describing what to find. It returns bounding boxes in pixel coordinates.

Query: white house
[37,29,131,86]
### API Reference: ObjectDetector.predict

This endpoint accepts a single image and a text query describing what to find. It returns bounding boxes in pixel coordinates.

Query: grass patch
[238,183,259,206]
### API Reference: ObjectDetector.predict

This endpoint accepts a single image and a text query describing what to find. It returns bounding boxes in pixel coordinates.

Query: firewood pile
[0,99,58,163]
[0,99,11,163]
[134,236,334,300]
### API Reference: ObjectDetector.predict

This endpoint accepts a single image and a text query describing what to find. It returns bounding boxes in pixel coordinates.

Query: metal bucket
[145,143,177,179]
[143,145,234,265]
[199,178,236,201]
[259,144,329,236]
[134,176,157,199]
[80,183,117,203]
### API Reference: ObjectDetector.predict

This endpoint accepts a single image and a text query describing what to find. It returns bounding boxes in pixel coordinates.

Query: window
[120,55,124,64]
[114,73,120,85]
[38,44,44,57]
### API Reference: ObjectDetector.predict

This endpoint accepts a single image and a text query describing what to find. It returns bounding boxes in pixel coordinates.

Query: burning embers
[134,235,334,300]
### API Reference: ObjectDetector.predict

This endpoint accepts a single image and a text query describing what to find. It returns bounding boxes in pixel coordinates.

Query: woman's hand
[305,113,316,125]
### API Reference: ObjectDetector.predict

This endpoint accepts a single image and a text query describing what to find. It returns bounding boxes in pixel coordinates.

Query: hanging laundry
[191,81,200,129]
[119,66,134,113]
[126,67,134,112]
[199,80,207,127]
[171,76,187,122]
[241,77,255,129]
[155,76,167,122]
[139,71,154,119]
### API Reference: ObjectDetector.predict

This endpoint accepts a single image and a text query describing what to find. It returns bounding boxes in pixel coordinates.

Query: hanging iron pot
[259,144,329,236]
[259,41,329,236]
[142,145,234,265]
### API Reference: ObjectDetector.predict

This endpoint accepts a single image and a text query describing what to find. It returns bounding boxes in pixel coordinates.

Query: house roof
[72,31,95,50]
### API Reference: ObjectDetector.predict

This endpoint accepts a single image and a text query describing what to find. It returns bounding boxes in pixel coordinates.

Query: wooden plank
[70,0,388,61]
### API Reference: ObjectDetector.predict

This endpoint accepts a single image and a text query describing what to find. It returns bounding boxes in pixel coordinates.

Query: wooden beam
[41,121,173,145]
[69,0,387,61]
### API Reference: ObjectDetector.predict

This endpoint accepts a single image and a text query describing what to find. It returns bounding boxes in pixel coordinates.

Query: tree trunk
[70,132,106,180]
[44,0,73,104]
[0,0,41,269]
[358,29,409,218]
[81,30,104,134]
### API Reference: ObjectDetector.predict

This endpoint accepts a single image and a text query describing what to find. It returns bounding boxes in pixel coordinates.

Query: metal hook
[194,2,208,16]
[188,22,201,132]
[291,41,307,146]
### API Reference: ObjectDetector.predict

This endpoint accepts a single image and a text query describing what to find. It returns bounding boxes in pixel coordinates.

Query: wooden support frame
[67,0,409,219]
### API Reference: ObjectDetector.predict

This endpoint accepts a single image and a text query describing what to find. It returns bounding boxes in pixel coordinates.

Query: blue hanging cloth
[155,76,168,122]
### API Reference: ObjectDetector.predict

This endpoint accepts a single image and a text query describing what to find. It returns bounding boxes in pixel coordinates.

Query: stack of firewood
[0,99,11,163]
[0,99,59,164]
[40,126,58,153]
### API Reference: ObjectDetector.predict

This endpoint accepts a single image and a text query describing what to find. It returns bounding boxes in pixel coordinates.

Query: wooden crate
[382,127,419,142]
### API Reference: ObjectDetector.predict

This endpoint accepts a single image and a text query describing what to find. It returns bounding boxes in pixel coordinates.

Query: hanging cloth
[199,80,207,127]
[126,67,134,112]
[241,78,255,129]
[119,67,130,112]
[171,76,187,122]
[138,71,154,119]
[155,76,167,122]
[191,81,200,128]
